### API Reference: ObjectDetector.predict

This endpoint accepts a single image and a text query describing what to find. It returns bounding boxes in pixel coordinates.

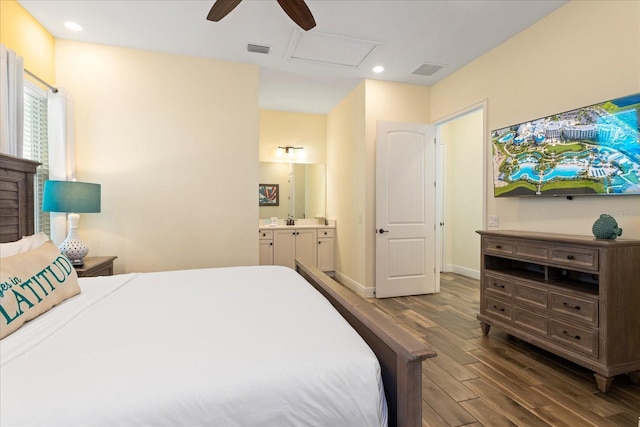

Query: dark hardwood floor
[364,273,640,427]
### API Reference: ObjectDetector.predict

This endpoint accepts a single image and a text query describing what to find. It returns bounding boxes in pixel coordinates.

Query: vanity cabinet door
[273,230,297,268]
[259,239,273,265]
[294,229,317,268]
[317,237,335,272]
[273,229,317,269]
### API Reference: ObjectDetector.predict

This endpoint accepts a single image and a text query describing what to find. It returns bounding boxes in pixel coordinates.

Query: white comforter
[1,266,387,426]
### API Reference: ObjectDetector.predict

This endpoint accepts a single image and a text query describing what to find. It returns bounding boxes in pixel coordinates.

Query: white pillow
[0,232,50,259]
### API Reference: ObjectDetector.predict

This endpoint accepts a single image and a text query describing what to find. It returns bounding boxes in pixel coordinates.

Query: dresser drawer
[484,296,512,322]
[514,308,547,336]
[483,274,514,297]
[514,283,547,309]
[484,239,514,256]
[549,246,598,271]
[259,230,273,240]
[549,320,598,357]
[549,292,598,326]
[317,228,335,238]
[513,243,548,261]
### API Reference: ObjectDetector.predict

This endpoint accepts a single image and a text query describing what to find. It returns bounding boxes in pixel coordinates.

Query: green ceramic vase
[592,214,622,240]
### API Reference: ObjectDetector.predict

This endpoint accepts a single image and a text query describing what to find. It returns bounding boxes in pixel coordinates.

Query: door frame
[434,100,488,275]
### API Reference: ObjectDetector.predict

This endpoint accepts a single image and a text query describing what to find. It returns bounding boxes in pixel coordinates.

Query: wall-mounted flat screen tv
[492,93,640,197]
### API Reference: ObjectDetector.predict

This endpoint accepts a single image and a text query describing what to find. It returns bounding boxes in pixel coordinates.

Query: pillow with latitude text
[0,240,80,339]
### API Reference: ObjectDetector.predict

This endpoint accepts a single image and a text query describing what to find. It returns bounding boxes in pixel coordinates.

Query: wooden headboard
[0,153,40,243]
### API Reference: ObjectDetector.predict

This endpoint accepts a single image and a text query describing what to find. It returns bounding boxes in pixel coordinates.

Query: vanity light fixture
[277,146,306,160]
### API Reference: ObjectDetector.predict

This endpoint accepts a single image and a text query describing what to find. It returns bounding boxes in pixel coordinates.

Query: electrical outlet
[488,215,499,227]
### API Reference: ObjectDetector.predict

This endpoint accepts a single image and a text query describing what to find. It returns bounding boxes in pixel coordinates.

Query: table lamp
[43,180,101,266]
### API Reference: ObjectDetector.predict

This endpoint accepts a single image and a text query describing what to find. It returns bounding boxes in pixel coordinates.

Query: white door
[375,121,438,298]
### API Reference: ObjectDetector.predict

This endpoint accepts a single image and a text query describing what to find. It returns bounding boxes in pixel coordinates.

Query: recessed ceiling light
[372,65,384,73]
[64,21,83,32]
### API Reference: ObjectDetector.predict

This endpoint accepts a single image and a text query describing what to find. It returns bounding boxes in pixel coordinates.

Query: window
[23,80,50,236]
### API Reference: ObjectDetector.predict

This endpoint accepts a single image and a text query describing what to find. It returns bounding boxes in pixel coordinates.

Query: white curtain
[48,89,77,244]
[0,44,24,156]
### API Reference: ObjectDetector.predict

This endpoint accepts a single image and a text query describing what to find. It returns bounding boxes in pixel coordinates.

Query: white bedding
[1,266,387,426]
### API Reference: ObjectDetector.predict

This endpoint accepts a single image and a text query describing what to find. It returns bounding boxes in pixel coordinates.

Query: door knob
[378,228,389,234]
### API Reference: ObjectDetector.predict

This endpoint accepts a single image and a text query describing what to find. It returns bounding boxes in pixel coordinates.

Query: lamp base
[59,236,88,266]
[59,213,89,266]
[69,258,85,267]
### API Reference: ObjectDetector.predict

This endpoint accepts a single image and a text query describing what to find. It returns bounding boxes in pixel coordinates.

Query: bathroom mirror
[259,162,325,220]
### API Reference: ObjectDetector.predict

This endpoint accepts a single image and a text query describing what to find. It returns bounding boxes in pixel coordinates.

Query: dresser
[477,230,640,392]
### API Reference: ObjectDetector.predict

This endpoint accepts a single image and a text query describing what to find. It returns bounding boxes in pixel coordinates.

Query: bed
[0,153,435,426]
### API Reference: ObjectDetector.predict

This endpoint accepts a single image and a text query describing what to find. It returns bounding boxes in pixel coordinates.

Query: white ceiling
[18,0,567,114]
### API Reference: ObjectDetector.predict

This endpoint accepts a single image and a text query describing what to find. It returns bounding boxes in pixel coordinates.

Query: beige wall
[55,40,260,273]
[442,109,483,277]
[431,0,640,239]
[259,110,326,164]
[0,0,55,85]
[327,82,366,288]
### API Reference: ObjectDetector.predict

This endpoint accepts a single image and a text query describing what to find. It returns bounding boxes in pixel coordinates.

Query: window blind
[23,80,50,236]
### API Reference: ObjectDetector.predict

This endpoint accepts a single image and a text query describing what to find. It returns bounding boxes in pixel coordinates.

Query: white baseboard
[334,271,375,298]
[447,264,480,280]
[335,266,478,299]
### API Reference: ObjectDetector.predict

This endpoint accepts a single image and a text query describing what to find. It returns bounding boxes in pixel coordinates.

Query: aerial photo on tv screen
[492,93,640,197]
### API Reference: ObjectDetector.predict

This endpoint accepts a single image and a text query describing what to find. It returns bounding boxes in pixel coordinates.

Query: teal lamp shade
[42,180,101,266]
[42,181,101,213]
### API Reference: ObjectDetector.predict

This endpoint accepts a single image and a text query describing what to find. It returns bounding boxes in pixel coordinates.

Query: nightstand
[74,256,118,277]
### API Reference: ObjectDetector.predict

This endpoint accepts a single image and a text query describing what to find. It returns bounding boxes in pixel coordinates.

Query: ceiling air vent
[412,63,444,76]
[247,44,271,54]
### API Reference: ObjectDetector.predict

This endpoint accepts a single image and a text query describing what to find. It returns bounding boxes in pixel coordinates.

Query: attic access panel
[287,31,380,68]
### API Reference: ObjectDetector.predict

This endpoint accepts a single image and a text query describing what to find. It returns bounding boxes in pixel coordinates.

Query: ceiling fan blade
[277,0,316,31]
[207,0,243,22]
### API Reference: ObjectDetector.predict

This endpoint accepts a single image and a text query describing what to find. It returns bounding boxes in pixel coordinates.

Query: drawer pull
[562,330,581,340]
[493,283,505,289]
[492,305,505,312]
[495,245,502,249]
[562,302,581,311]
[566,254,575,260]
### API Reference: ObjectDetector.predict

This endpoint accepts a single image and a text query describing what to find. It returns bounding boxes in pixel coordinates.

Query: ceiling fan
[207,0,316,31]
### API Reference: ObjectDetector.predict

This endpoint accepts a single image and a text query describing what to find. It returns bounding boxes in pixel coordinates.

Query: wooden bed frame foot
[594,373,614,392]
[480,322,491,335]
[296,260,436,427]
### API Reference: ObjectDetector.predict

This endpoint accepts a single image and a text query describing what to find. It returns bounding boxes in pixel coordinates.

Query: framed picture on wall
[259,184,279,206]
